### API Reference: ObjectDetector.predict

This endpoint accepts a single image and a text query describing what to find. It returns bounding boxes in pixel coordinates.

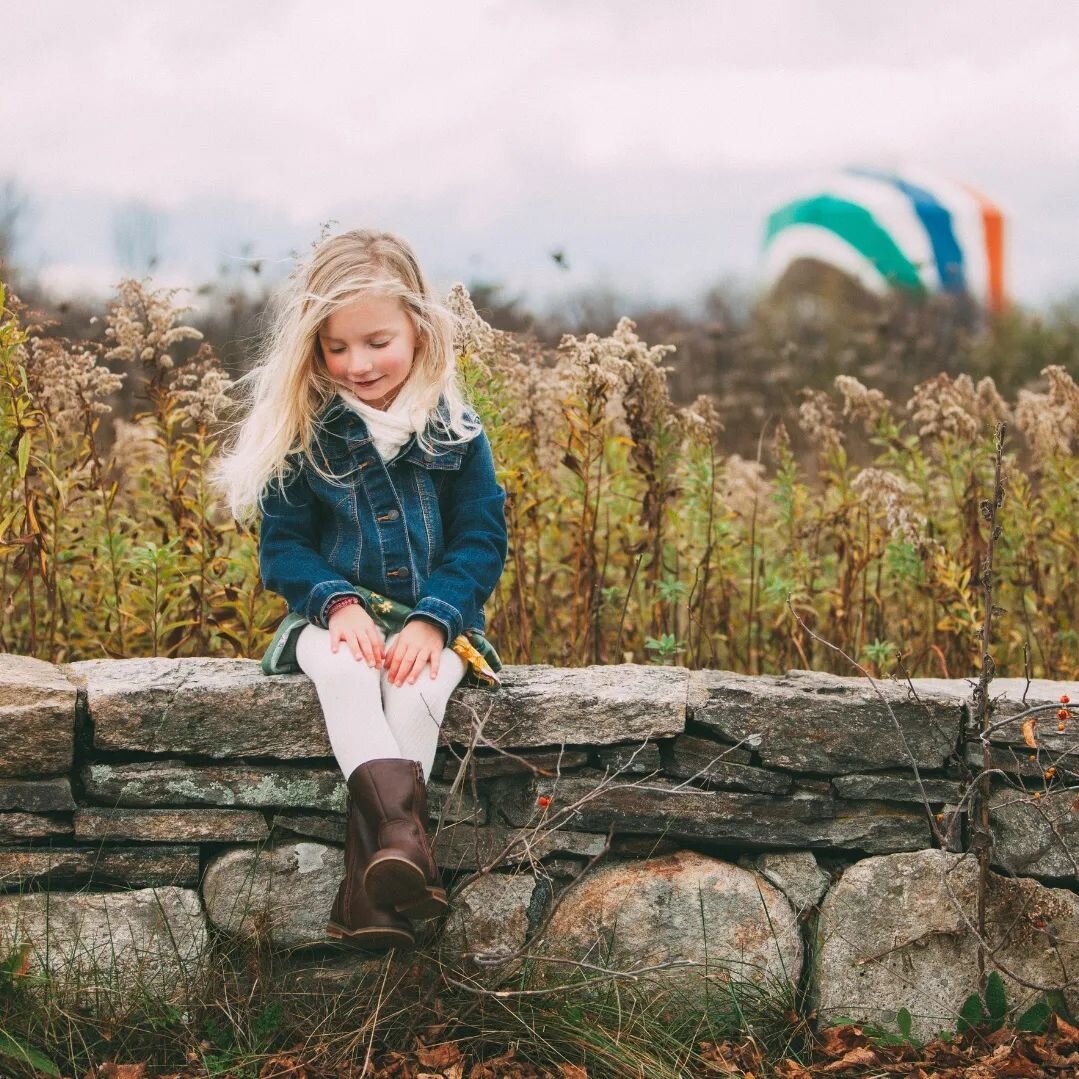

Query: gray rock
[832,773,964,804]
[610,835,682,859]
[533,851,801,1004]
[76,657,688,759]
[447,664,688,748]
[81,760,347,810]
[75,808,269,843]
[0,846,200,889]
[0,812,71,842]
[596,742,665,775]
[492,774,930,854]
[0,886,208,1009]
[664,735,791,793]
[688,669,957,774]
[72,657,330,758]
[816,849,1079,1040]
[444,748,590,780]
[740,851,830,912]
[433,822,608,870]
[427,781,487,825]
[989,787,1079,879]
[270,813,346,844]
[269,784,483,844]
[0,777,76,811]
[0,653,76,777]
[202,842,343,947]
[909,677,1079,754]
[966,743,1078,780]
[440,872,535,977]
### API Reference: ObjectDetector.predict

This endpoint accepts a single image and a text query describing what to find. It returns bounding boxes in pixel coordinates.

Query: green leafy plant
[0,946,60,1077]
[957,972,1058,1035]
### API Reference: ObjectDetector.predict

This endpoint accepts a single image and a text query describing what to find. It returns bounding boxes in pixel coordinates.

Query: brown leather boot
[325,767,415,950]
[351,757,448,920]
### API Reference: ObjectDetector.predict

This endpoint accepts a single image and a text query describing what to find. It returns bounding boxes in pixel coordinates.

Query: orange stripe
[963,183,1006,313]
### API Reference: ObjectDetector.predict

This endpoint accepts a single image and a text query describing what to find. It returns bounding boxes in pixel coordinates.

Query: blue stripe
[847,168,966,293]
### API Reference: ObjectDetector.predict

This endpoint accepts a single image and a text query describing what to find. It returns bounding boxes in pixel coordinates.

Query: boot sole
[365,854,449,920]
[326,920,415,950]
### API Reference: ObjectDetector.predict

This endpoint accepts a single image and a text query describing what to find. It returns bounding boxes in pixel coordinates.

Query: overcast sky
[4,0,1079,310]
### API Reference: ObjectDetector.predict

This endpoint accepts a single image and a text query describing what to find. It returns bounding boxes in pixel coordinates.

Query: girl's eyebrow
[319,328,393,342]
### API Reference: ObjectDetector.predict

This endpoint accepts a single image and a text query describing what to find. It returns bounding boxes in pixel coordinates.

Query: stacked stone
[2,652,1079,1034]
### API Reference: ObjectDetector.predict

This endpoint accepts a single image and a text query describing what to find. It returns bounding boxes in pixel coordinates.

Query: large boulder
[439,872,536,980]
[531,851,801,1006]
[989,787,1079,880]
[816,849,1079,1040]
[202,842,342,948]
[0,887,208,1009]
[0,654,76,776]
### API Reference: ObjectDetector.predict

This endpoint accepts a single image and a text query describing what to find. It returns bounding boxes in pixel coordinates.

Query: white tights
[295,622,466,782]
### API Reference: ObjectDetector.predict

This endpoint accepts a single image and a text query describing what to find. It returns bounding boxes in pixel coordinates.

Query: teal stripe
[766,195,926,292]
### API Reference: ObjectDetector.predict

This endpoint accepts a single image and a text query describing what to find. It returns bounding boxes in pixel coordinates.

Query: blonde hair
[212,229,480,523]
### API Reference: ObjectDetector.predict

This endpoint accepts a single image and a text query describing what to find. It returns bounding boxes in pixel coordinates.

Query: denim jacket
[258,394,508,645]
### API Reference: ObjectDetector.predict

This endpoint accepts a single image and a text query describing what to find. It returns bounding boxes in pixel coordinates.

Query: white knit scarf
[335,378,429,461]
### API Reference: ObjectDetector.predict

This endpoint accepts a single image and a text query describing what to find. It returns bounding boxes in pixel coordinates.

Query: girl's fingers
[393,646,420,686]
[429,650,440,680]
[407,648,436,685]
[365,633,383,668]
[355,632,375,666]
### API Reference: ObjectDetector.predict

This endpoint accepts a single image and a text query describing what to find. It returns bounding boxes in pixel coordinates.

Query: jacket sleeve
[404,428,507,643]
[258,457,364,629]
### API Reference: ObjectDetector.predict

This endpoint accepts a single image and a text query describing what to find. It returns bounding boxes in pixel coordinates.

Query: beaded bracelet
[325,595,361,621]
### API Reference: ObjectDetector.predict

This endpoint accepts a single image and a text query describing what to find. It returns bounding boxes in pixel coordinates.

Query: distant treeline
[4,253,1078,457]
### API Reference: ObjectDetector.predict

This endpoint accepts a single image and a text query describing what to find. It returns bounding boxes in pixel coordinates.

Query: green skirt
[260,586,503,687]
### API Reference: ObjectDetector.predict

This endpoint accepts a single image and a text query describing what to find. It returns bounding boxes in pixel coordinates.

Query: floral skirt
[260,586,502,687]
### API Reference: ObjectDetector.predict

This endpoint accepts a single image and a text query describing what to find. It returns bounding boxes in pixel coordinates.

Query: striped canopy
[763,167,1005,312]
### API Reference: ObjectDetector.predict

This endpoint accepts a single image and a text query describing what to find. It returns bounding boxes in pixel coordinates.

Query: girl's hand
[383,620,447,686]
[328,603,384,667]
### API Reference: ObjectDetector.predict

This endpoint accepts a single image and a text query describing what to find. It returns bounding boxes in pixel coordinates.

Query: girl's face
[318,293,418,410]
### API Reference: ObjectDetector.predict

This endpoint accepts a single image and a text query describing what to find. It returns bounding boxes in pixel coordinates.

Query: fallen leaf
[85,1066,148,1079]
[415,1043,464,1070]
[817,1024,870,1059]
[774,1060,812,1078]
[557,1066,587,1078]
[1052,1013,1079,1049]
[821,1046,879,1072]
[1023,716,1038,748]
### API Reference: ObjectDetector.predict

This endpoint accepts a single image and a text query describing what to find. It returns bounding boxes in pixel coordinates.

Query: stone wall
[2,652,1079,1038]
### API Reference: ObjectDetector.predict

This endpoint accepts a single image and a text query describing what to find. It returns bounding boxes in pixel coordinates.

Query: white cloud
[2,0,1078,303]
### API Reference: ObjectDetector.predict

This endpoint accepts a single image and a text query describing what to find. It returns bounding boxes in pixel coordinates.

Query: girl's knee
[297,623,383,686]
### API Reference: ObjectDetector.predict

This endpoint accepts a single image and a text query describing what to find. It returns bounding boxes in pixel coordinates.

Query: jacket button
[377,509,400,522]
[423,453,434,463]
[388,567,410,579]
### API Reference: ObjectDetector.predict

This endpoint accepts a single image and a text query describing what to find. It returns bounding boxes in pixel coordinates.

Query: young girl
[214,229,508,952]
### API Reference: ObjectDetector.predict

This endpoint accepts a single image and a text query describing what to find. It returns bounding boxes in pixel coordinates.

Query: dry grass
[1,277,1077,679]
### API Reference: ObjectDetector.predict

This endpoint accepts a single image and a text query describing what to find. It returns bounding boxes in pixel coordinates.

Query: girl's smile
[319,293,418,410]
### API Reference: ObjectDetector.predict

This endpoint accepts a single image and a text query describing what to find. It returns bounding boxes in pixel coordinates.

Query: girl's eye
[370,341,390,349]
[327,346,346,354]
